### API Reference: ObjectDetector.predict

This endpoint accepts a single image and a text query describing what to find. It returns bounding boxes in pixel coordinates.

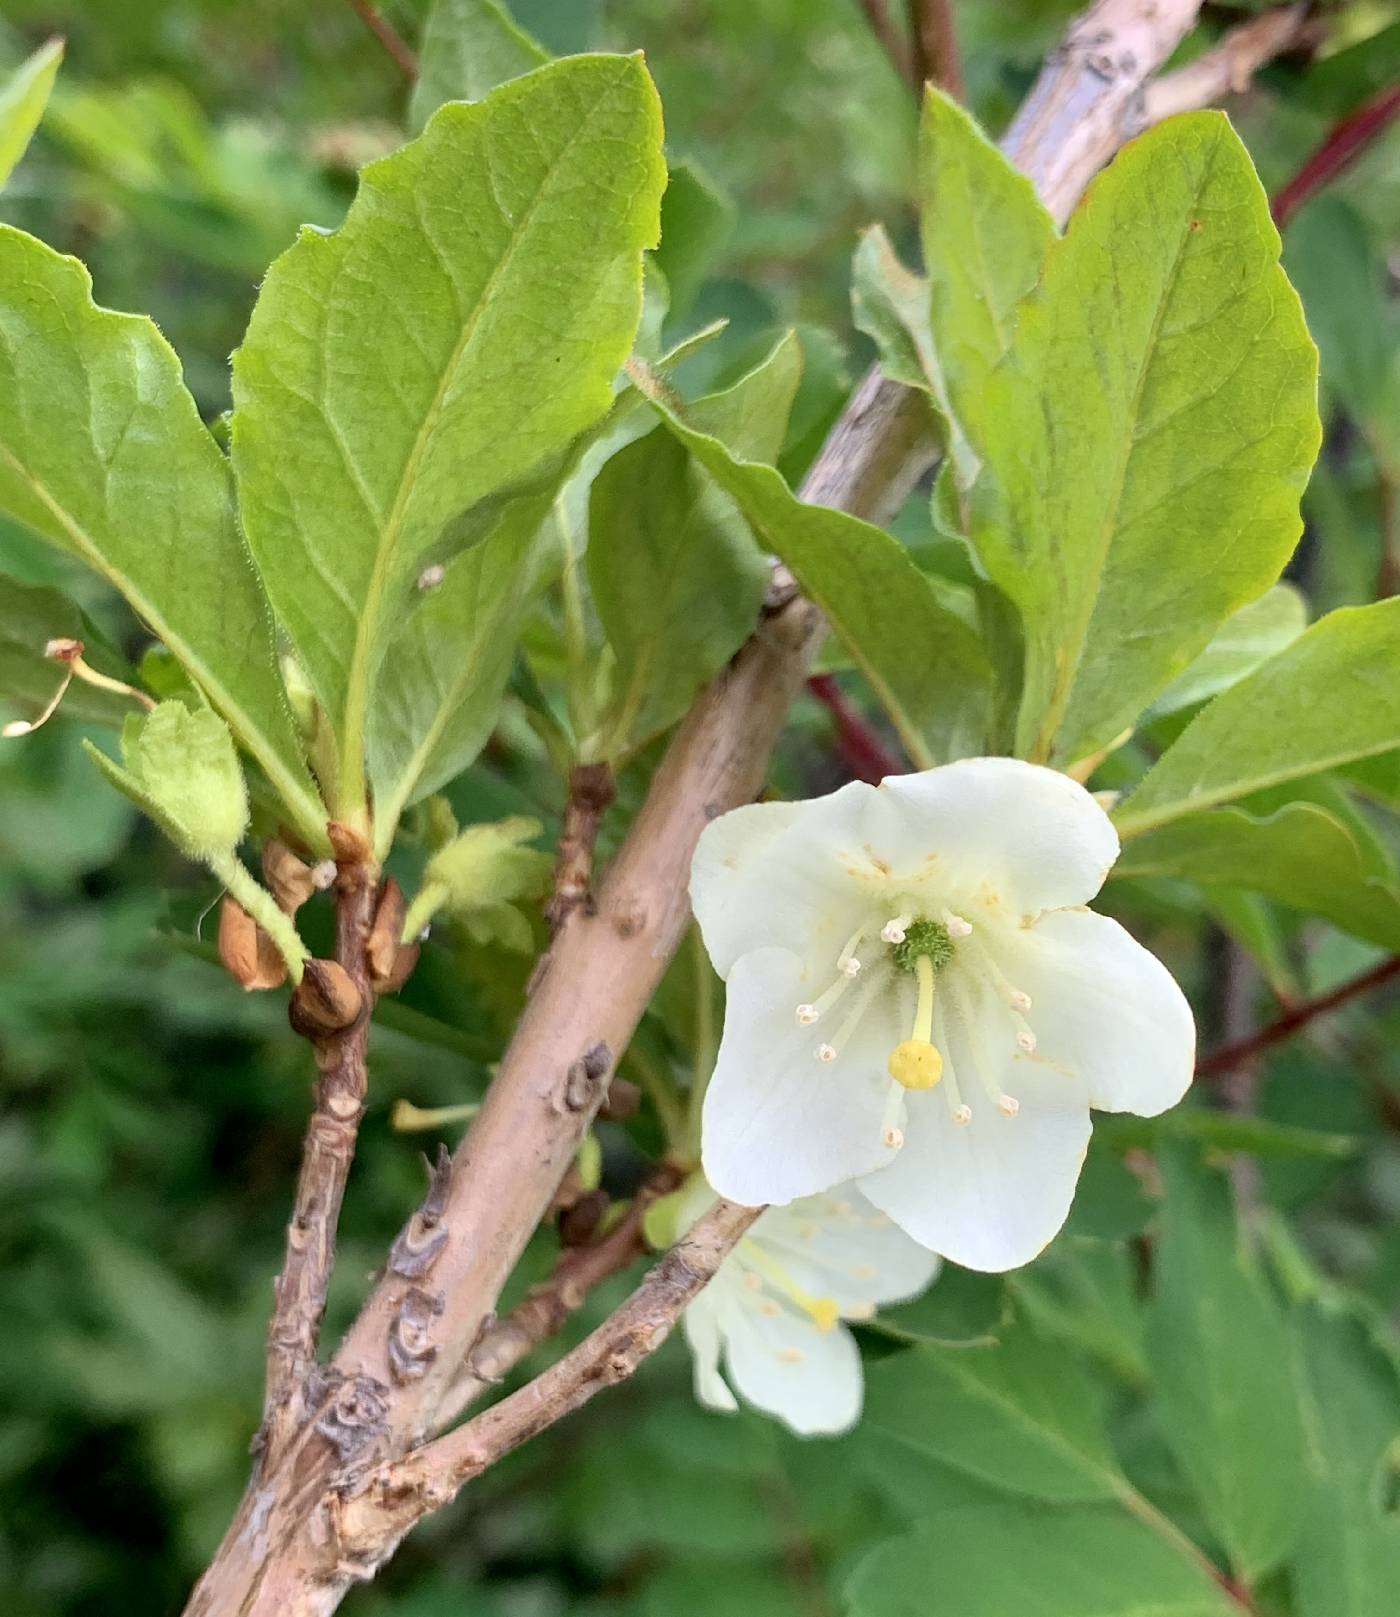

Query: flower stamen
[879,1082,905,1150]
[837,925,867,977]
[942,910,973,938]
[881,913,912,944]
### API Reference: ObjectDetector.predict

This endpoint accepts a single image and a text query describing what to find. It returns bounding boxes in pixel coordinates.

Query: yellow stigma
[808,1296,840,1332]
[888,1039,943,1090]
[888,953,943,1089]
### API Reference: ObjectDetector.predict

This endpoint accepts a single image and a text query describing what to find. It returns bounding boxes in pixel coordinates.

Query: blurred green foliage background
[1,3,1399,1615]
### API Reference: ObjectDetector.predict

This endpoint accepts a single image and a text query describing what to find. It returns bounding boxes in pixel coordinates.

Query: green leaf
[589,338,785,756]
[232,55,665,818]
[1292,1302,1400,1617]
[0,574,134,730]
[634,368,992,765]
[0,225,324,847]
[1099,1108,1360,1163]
[1144,1149,1308,1581]
[654,159,736,319]
[1013,1241,1148,1385]
[874,1266,1008,1348]
[409,0,551,132]
[965,112,1320,767]
[370,488,550,844]
[851,224,938,397]
[847,1503,1237,1617]
[918,86,1054,479]
[1146,584,1308,721]
[1114,803,1400,952]
[0,37,62,190]
[861,1312,1122,1503]
[1117,601,1400,837]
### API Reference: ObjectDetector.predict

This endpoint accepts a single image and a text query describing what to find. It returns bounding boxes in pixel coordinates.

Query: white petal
[858,1054,1092,1272]
[701,948,903,1207]
[720,1298,864,1435]
[682,1284,740,1414]
[753,1187,941,1313]
[1006,909,1195,1117]
[690,781,877,979]
[868,758,1119,919]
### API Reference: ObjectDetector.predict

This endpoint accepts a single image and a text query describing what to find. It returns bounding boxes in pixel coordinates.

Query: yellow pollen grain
[778,1347,804,1364]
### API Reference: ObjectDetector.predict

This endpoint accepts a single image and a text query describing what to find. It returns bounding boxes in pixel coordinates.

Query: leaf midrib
[336,67,627,813]
[1028,131,1223,763]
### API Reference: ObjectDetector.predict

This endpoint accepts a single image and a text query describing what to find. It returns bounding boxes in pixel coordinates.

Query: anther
[1009,989,1032,1013]
[815,1043,837,1063]
[879,1082,906,1150]
[796,1004,819,1025]
[840,956,862,978]
[882,1127,905,1149]
[881,914,912,944]
[997,1094,1020,1117]
[953,1104,973,1126]
[942,910,973,938]
[1016,1030,1037,1054]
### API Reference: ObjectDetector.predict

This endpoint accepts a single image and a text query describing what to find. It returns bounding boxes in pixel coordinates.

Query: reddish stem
[807,674,904,783]
[1272,83,1400,230]
[1196,955,1400,1080]
[346,0,418,82]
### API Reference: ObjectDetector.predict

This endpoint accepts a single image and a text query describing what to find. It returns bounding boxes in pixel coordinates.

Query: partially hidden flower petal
[1007,908,1195,1117]
[702,947,901,1207]
[858,1061,1092,1271]
[691,782,875,979]
[682,1285,740,1414]
[869,758,1119,919]
[754,1188,941,1314]
[720,1298,864,1436]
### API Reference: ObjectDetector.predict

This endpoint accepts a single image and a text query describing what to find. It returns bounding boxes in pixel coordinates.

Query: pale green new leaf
[232,55,665,815]
[919,86,1054,477]
[409,0,550,131]
[966,112,1320,767]
[1145,1150,1307,1581]
[0,226,324,846]
[1114,803,1400,952]
[1146,583,1308,720]
[587,336,795,758]
[635,371,992,765]
[1117,599,1400,836]
[847,1504,1237,1617]
[0,38,62,190]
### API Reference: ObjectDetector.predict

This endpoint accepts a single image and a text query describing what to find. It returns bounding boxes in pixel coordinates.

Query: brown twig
[1196,954,1400,1080]
[346,0,418,83]
[437,1159,687,1425]
[807,673,904,783]
[1272,80,1400,231]
[259,836,378,1461]
[907,0,963,100]
[544,761,616,930]
[855,0,915,89]
[1143,4,1312,128]
[336,1198,761,1560]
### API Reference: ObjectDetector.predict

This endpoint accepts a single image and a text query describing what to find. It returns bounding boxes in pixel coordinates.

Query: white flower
[690,758,1194,1271]
[677,1176,939,1435]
